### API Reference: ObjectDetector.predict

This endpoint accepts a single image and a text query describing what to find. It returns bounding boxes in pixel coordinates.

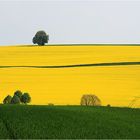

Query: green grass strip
[0,61,139,69]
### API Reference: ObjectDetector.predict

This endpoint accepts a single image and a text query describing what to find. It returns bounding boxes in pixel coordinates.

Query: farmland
[0,45,140,139]
[0,45,140,106]
[0,105,139,139]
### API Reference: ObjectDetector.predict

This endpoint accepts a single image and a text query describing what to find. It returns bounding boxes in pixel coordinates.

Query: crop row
[0,105,140,139]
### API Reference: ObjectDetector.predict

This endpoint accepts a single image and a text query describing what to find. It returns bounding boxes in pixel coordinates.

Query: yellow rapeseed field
[0,45,140,107]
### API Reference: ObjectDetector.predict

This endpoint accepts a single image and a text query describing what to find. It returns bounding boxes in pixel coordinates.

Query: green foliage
[3,95,12,104]
[11,95,20,104]
[3,90,31,105]
[0,119,10,139]
[32,31,49,46]
[21,93,31,104]
[0,105,139,139]
[14,90,22,100]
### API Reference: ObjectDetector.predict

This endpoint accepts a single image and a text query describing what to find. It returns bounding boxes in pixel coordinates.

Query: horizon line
[1,43,140,47]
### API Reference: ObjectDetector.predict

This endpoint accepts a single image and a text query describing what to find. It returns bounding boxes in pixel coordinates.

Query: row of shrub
[3,90,31,104]
[3,92,111,107]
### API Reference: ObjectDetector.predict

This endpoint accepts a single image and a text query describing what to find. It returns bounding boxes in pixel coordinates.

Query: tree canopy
[14,90,22,100]
[33,30,49,46]
[11,95,20,104]
[3,95,12,104]
[21,93,31,104]
[3,90,31,105]
[80,94,101,106]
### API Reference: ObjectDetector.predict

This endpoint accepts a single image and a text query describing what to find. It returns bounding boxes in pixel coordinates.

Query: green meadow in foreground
[0,105,140,139]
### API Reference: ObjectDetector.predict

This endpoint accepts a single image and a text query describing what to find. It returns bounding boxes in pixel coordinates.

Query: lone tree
[32,30,49,46]
[14,90,22,100]
[80,94,101,106]
[3,95,12,104]
[11,95,20,104]
[21,93,31,104]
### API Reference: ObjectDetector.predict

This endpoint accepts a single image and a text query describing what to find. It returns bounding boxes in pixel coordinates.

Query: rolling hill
[0,105,140,139]
[0,44,140,107]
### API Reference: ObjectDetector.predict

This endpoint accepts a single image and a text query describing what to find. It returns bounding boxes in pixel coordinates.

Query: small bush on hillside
[107,104,111,107]
[48,103,54,106]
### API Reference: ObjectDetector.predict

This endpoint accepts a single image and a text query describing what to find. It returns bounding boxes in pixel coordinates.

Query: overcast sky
[0,0,140,45]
